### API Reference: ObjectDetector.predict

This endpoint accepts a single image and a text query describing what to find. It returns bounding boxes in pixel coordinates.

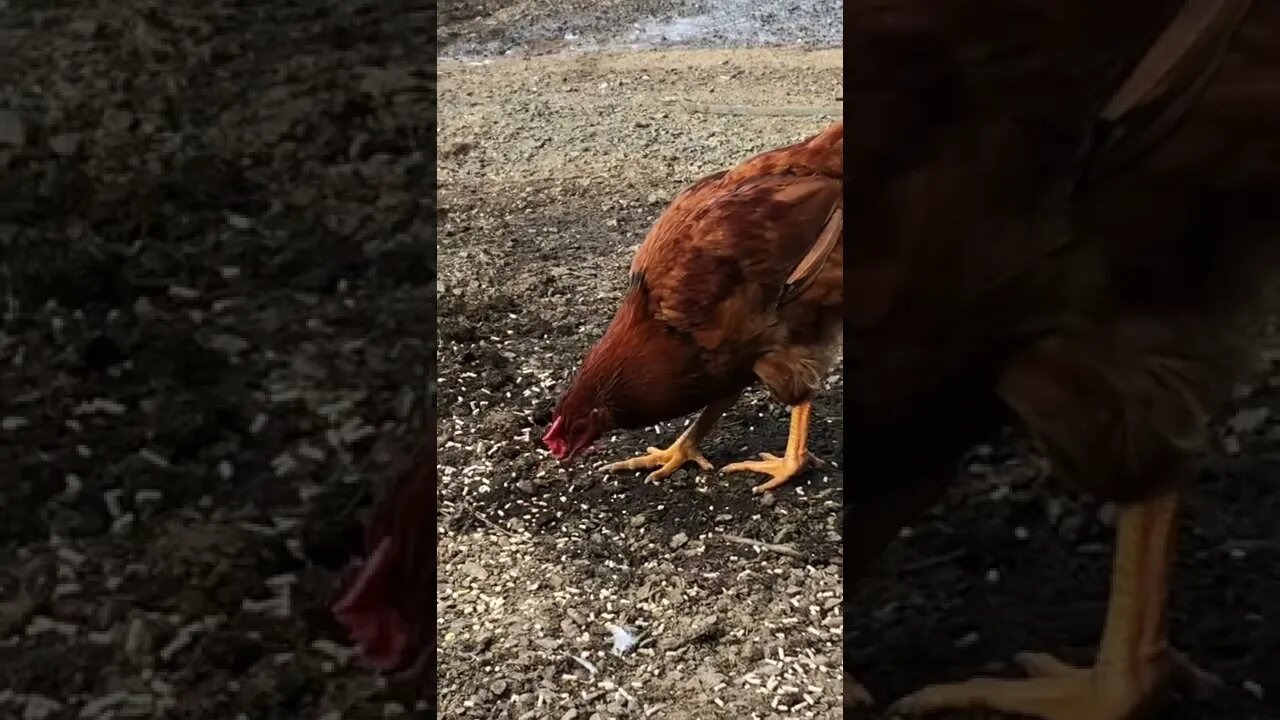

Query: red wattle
[333,538,414,671]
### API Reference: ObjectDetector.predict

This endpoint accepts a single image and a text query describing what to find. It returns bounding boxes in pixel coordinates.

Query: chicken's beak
[543,416,570,459]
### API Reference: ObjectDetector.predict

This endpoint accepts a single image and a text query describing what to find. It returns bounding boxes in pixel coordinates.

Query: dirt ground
[436,49,844,720]
[435,11,1278,720]
[1,1,432,718]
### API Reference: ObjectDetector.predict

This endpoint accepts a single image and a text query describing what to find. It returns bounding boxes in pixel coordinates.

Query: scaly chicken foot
[891,490,1219,720]
[601,396,735,482]
[721,401,819,494]
[890,650,1217,720]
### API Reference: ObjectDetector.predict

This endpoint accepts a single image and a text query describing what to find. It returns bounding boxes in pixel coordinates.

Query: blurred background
[0,1,433,717]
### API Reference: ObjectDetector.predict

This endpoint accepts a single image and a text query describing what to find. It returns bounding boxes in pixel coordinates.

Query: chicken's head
[543,394,613,461]
[543,288,724,462]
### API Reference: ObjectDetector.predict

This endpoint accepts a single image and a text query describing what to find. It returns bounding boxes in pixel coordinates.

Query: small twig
[673,101,843,117]
[568,654,598,676]
[721,534,806,559]
[459,500,517,536]
[902,549,965,573]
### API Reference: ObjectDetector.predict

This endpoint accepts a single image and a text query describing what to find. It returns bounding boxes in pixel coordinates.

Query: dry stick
[721,534,806,559]
[901,548,965,573]
[673,101,843,117]
[459,500,518,536]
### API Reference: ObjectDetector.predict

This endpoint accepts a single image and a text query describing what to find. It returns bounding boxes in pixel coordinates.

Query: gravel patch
[436,48,843,719]
[440,0,842,59]
[1,0,432,717]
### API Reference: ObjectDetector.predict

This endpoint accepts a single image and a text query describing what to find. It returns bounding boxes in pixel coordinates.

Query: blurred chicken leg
[721,400,820,494]
[846,675,874,707]
[602,396,736,481]
[892,490,1219,719]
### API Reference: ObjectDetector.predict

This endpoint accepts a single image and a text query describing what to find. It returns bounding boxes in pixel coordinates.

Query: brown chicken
[843,0,1278,717]
[332,430,434,695]
[543,122,843,493]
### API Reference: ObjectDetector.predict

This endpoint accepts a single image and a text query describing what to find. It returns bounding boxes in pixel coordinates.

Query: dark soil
[849,422,1280,719]
[0,1,433,718]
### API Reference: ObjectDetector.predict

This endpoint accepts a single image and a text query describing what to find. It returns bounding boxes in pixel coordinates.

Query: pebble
[0,110,26,147]
[68,18,98,37]
[26,617,76,637]
[61,475,84,500]
[56,547,85,565]
[137,449,168,467]
[80,691,128,718]
[1097,503,1118,528]
[123,618,154,662]
[111,513,136,535]
[1222,434,1242,455]
[134,490,162,504]
[1229,407,1270,434]
[48,133,81,157]
[21,695,60,720]
[669,532,688,549]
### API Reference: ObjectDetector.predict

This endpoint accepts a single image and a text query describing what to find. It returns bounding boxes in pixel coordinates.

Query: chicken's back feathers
[630,123,843,353]
[552,122,845,433]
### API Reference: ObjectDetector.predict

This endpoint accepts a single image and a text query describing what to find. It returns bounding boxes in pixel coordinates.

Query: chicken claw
[890,492,1220,720]
[602,439,714,482]
[721,451,817,493]
[601,398,735,482]
[889,648,1218,720]
[721,401,820,493]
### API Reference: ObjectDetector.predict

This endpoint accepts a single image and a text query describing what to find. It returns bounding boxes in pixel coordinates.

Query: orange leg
[891,490,1219,719]
[721,401,821,494]
[602,396,735,482]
